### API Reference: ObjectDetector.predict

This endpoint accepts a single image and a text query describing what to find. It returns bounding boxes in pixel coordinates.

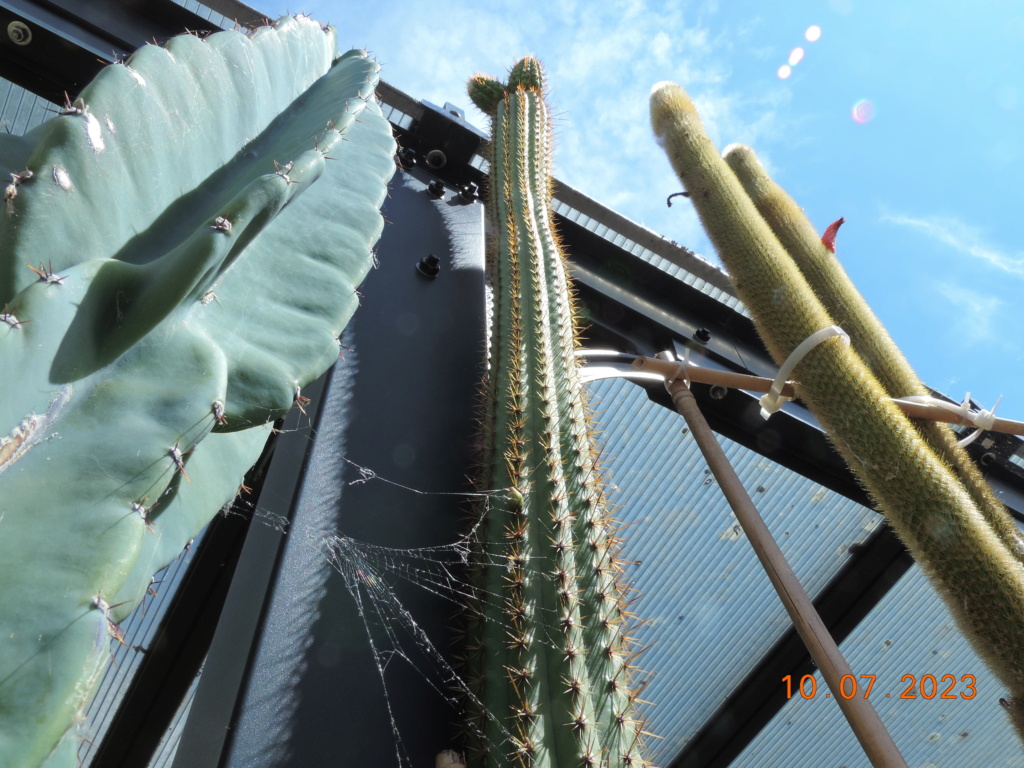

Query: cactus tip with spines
[507,56,545,91]
[650,81,693,148]
[468,75,508,115]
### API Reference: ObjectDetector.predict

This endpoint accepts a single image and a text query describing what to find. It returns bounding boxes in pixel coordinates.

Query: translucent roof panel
[77,540,202,767]
[732,565,1022,767]
[0,79,54,134]
[171,0,237,29]
[585,376,884,766]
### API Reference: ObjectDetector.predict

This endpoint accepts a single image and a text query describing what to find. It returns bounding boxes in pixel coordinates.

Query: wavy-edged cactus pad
[0,16,395,766]
[465,58,651,768]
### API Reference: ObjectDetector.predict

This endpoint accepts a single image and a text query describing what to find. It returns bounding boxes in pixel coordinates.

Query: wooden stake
[634,356,1024,436]
[666,377,909,768]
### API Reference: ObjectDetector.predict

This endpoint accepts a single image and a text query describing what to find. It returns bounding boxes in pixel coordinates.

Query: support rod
[633,356,1024,436]
[665,376,909,768]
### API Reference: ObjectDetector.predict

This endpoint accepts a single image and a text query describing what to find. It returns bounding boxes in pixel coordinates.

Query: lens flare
[851,99,875,124]
[789,47,805,66]
[777,64,793,80]
[805,25,822,42]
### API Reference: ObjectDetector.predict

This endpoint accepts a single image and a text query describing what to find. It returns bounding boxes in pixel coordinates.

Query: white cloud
[280,0,794,261]
[882,213,1024,277]
[528,1,790,260]
[932,282,1005,347]
[651,31,673,65]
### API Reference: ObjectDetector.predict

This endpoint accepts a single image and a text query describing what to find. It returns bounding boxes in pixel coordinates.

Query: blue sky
[262,0,1023,410]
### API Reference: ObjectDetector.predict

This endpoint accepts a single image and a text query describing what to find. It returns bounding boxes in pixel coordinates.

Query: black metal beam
[193,0,266,27]
[0,0,225,103]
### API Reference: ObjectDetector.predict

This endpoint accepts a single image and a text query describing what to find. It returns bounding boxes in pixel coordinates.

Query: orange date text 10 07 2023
[782,674,977,701]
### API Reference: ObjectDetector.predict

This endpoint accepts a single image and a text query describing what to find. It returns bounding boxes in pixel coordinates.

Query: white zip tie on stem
[894,393,1003,446]
[760,325,850,420]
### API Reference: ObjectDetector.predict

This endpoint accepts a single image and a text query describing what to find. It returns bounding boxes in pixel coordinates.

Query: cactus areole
[0,17,395,767]
[464,58,651,768]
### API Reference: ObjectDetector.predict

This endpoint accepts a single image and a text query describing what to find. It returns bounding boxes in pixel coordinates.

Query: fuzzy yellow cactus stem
[651,79,1024,742]
[721,143,1023,561]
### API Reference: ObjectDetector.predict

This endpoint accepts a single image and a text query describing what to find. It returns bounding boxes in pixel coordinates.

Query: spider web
[314,458,582,767]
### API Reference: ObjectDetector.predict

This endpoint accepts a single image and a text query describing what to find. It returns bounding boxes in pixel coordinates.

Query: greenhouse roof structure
[2,2,1023,767]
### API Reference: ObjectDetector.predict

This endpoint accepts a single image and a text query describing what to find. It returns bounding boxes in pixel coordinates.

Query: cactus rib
[465,58,650,768]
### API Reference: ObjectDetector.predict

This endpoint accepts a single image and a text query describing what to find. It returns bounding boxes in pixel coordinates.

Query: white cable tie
[961,394,1002,446]
[662,365,680,395]
[759,325,850,420]
[974,400,1001,431]
[664,348,695,394]
[895,392,1002,446]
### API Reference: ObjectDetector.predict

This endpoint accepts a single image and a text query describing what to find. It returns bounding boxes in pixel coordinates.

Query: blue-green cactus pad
[0,16,395,766]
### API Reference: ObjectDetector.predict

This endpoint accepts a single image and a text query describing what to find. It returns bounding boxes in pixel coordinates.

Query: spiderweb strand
[316,462,575,766]
[227,454,580,765]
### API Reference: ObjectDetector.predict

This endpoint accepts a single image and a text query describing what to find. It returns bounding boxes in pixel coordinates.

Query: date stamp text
[782,674,977,700]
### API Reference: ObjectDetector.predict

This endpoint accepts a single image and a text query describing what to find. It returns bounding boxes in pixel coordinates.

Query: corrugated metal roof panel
[171,0,237,28]
[78,542,202,767]
[587,376,883,765]
[731,564,1022,767]
[0,80,54,133]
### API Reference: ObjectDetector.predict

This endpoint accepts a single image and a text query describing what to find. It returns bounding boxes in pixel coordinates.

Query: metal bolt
[7,21,31,45]
[709,384,728,400]
[694,328,711,344]
[458,182,478,203]
[398,146,417,169]
[416,254,441,278]
[427,179,445,199]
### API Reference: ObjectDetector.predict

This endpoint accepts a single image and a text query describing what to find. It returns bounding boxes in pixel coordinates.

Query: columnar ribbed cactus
[0,17,395,767]
[650,81,1024,740]
[463,58,650,768]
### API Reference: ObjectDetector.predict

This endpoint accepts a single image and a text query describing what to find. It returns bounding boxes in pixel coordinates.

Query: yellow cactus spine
[721,143,1023,561]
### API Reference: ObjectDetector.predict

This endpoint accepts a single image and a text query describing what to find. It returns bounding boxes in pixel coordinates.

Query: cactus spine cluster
[650,81,1024,740]
[0,17,395,767]
[463,58,650,768]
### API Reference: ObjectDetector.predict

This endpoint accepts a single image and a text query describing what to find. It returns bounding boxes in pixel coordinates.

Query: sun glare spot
[805,25,822,42]
[789,47,805,66]
[852,99,875,124]
[777,64,793,80]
